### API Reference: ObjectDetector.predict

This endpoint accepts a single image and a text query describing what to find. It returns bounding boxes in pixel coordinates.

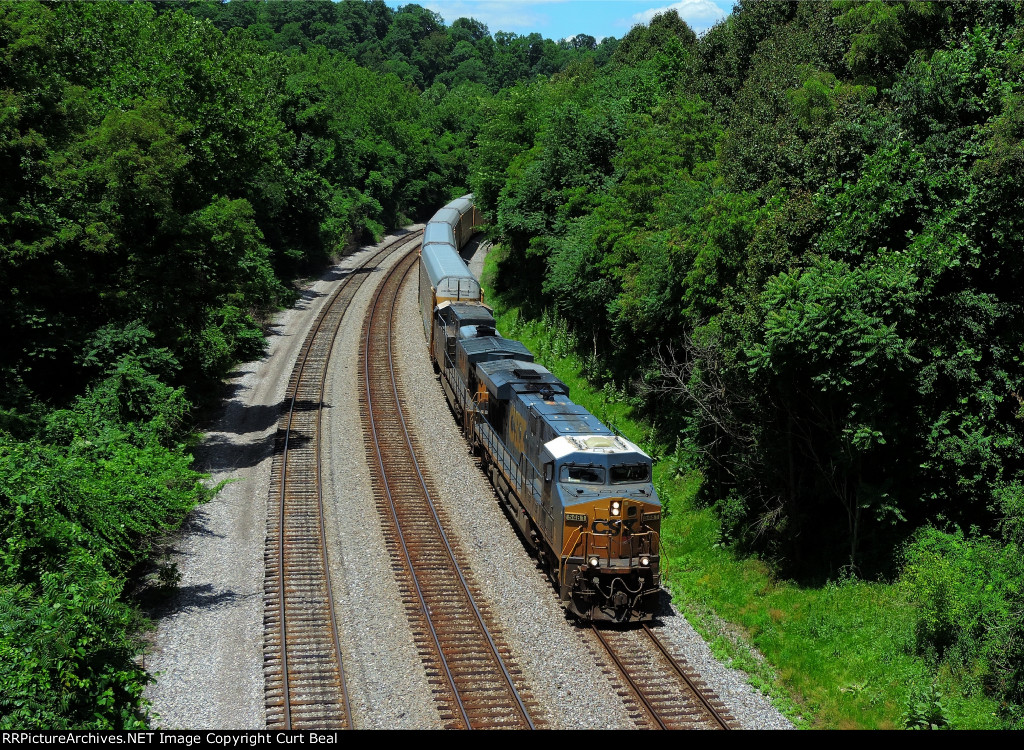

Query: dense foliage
[6,0,1024,728]
[0,0,607,728]
[178,0,619,92]
[474,1,1024,723]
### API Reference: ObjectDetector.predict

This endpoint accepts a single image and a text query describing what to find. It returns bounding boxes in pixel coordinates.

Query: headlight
[640,556,650,567]
[588,556,600,568]
[611,500,621,516]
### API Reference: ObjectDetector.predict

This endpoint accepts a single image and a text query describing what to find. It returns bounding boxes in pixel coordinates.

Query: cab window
[610,464,651,484]
[560,465,605,484]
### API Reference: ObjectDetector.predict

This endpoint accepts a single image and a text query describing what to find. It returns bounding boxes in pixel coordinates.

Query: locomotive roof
[476,359,568,400]
[545,433,651,462]
[423,221,455,246]
[518,391,611,436]
[421,243,480,299]
[438,301,495,326]
[460,336,533,361]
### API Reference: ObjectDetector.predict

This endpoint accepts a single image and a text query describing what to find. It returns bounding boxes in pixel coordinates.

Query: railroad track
[592,624,735,730]
[360,250,537,730]
[263,230,423,730]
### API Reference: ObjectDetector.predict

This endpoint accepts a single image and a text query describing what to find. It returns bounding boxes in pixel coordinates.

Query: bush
[902,528,1024,713]
[0,561,150,730]
[903,682,950,730]
[0,358,209,728]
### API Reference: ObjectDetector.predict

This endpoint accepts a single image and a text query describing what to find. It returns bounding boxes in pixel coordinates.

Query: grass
[480,244,1005,729]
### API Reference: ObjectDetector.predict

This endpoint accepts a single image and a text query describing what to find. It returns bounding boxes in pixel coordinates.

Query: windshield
[610,464,651,484]
[560,465,606,484]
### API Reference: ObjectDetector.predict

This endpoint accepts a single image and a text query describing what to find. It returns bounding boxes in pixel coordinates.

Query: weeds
[904,683,950,730]
[481,246,1012,728]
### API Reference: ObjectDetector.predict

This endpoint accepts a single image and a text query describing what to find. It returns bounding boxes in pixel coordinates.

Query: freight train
[417,195,662,623]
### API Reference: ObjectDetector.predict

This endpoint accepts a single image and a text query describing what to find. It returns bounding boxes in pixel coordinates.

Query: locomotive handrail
[562,525,584,558]
[560,526,585,584]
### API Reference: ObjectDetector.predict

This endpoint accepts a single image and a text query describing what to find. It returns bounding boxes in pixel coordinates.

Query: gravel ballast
[391,238,794,729]
[145,229,793,730]
[319,236,444,729]
[392,264,633,729]
[143,233,424,729]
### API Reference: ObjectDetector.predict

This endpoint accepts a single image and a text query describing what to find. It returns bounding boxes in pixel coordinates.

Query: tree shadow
[175,506,226,539]
[265,322,288,337]
[143,583,250,619]
[196,398,331,472]
[223,366,253,380]
[339,264,380,278]
[459,234,483,262]
[218,378,251,402]
[292,288,328,312]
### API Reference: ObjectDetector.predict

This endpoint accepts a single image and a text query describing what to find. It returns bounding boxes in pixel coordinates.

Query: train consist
[417,195,662,623]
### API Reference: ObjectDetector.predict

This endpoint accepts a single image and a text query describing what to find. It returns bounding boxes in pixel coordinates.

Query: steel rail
[383,255,534,730]
[643,624,732,730]
[269,230,422,729]
[361,251,534,729]
[592,624,733,730]
[591,625,668,730]
[363,250,471,729]
[311,254,354,731]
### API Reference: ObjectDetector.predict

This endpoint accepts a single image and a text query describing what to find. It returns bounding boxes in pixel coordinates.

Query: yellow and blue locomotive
[418,196,662,622]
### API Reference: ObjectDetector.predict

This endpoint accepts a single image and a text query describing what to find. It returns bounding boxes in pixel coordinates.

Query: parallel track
[592,624,735,730]
[360,250,537,730]
[263,231,422,730]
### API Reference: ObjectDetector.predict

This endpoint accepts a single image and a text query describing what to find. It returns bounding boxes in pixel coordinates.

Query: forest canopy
[0,0,604,728]
[5,0,1024,729]
[474,0,1024,722]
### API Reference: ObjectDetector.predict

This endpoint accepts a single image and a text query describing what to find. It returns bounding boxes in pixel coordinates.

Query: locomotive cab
[542,435,662,622]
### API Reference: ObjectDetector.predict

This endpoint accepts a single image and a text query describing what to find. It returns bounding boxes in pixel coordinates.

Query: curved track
[360,251,537,730]
[263,231,422,730]
[592,624,735,730]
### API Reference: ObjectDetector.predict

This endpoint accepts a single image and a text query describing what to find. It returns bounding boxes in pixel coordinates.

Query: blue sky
[385,1,735,42]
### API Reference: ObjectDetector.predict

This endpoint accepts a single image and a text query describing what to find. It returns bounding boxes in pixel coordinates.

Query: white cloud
[630,0,727,33]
